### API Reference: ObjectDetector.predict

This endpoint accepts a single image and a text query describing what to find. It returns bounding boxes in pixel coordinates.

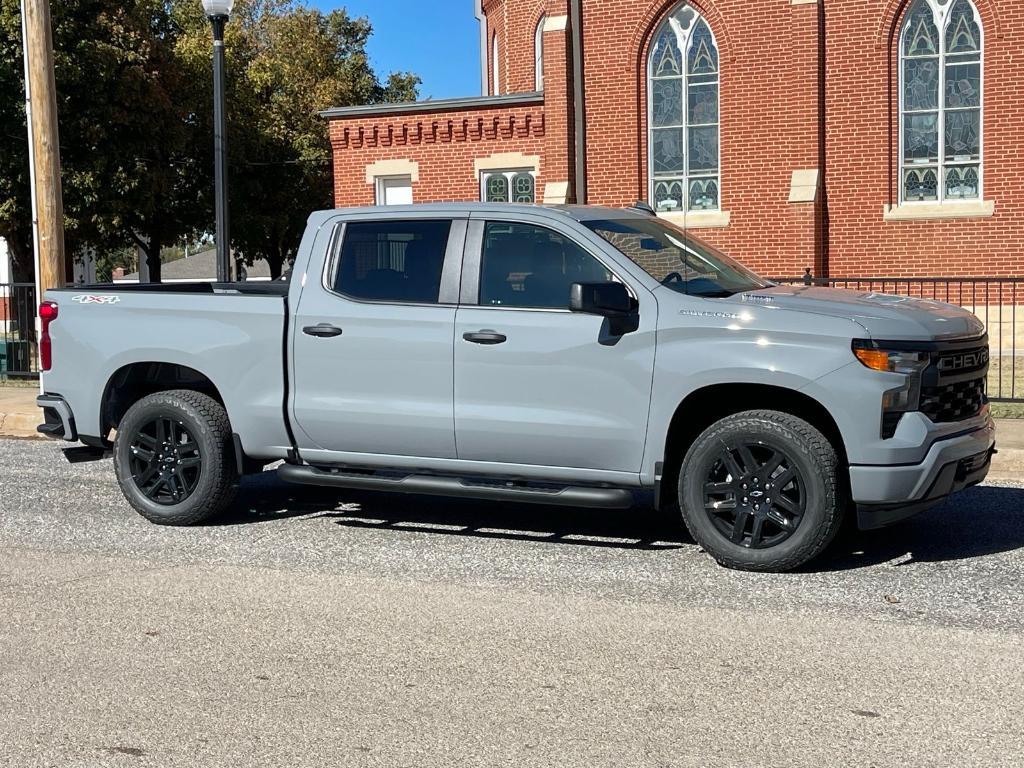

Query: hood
[720,285,985,341]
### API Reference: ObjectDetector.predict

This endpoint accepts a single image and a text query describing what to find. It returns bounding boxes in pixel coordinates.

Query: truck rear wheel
[677,410,844,572]
[114,389,238,525]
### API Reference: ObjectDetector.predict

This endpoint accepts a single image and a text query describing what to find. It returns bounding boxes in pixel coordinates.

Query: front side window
[648,3,720,213]
[479,221,613,309]
[482,169,536,203]
[900,0,983,203]
[334,220,451,304]
[583,216,768,298]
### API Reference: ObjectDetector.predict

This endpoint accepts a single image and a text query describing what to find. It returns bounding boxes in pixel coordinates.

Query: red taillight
[39,301,58,371]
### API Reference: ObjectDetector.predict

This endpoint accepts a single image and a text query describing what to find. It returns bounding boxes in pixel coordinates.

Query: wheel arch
[658,383,848,505]
[100,362,226,439]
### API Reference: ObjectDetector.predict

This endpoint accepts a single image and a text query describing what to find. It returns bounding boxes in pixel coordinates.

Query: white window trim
[480,168,538,204]
[364,158,419,184]
[647,3,722,215]
[657,210,731,229]
[535,16,545,91]
[897,0,984,207]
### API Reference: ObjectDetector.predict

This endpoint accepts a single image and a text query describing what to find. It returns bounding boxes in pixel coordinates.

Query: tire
[677,410,844,572]
[114,389,238,525]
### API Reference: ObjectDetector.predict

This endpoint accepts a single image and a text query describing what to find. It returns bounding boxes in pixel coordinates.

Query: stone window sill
[657,210,731,229]
[883,200,994,222]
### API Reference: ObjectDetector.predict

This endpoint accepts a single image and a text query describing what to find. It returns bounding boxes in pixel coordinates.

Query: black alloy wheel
[702,442,805,549]
[114,389,238,525]
[128,417,203,505]
[677,410,845,572]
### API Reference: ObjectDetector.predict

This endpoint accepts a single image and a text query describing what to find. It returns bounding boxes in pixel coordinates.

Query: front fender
[640,328,855,484]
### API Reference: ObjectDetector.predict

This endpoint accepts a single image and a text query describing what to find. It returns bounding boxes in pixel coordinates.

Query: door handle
[462,330,507,345]
[303,323,343,338]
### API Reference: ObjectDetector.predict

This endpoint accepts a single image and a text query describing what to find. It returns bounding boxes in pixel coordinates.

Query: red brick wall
[329,102,546,207]
[484,0,550,95]
[826,0,1023,278]
[580,0,822,277]
[328,0,1024,279]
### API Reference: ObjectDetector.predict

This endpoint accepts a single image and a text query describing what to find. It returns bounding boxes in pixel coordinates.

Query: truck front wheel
[114,389,238,525]
[677,409,844,572]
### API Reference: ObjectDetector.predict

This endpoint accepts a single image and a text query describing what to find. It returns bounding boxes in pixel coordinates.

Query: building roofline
[319,92,543,120]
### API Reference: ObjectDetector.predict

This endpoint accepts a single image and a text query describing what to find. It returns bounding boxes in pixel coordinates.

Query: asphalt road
[1,437,1023,767]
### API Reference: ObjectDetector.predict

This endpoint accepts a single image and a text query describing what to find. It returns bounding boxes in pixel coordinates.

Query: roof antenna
[630,200,657,216]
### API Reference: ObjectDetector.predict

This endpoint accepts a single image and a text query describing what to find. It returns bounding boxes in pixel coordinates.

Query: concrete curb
[0,411,42,439]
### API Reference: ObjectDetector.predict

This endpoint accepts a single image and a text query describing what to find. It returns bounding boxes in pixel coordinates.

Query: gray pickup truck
[36,203,995,571]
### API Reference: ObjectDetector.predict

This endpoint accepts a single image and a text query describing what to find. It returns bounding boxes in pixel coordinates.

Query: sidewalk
[2,385,1022,479]
[0,386,41,439]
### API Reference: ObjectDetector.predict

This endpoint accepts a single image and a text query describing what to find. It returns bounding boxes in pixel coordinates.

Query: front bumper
[851,417,996,529]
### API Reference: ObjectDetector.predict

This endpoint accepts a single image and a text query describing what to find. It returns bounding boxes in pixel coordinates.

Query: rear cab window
[333,220,452,304]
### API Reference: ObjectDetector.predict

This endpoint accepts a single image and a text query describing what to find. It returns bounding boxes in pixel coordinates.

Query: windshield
[582,217,770,297]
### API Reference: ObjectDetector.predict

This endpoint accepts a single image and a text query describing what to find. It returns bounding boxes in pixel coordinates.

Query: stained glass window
[648,4,720,212]
[482,170,535,204]
[900,0,982,203]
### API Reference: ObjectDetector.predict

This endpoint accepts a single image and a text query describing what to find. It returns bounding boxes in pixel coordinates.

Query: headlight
[852,341,930,438]
[851,340,929,375]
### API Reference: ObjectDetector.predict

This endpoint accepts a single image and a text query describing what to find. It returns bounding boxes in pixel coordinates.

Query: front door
[291,216,464,460]
[454,218,657,473]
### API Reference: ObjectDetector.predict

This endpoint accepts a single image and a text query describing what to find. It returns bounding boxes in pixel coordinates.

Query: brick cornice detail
[331,109,546,150]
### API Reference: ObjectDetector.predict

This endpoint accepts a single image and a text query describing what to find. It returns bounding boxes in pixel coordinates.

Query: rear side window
[479,221,613,309]
[334,220,451,303]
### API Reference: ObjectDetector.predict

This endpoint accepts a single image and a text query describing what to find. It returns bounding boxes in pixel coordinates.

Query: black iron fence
[772,276,1023,403]
[3,276,1022,402]
[0,283,38,380]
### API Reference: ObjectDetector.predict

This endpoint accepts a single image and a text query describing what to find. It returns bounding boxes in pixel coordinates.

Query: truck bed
[42,284,293,457]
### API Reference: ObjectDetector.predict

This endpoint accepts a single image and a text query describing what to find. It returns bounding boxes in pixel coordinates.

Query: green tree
[175,0,419,278]
[1,0,418,283]
[0,1,205,282]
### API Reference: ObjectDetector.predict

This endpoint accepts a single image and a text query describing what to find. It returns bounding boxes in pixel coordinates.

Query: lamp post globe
[203,0,233,282]
[201,0,234,18]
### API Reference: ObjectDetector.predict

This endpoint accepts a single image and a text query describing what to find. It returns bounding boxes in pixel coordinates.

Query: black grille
[920,377,986,422]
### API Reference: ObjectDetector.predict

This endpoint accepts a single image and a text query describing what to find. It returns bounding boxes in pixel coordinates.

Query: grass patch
[988,355,1024,403]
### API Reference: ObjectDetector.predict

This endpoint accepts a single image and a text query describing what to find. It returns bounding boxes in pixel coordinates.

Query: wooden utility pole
[23,0,65,292]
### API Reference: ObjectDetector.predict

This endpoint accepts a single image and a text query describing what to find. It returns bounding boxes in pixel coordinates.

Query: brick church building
[323,0,1022,278]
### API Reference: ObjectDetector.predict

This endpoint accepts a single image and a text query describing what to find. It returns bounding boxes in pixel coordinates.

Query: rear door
[453,214,657,473]
[290,214,466,460]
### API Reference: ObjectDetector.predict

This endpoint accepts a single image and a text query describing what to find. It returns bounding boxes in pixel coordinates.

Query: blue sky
[311,1,482,100]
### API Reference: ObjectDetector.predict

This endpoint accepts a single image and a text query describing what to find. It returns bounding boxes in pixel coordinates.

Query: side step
[277,464,635,509]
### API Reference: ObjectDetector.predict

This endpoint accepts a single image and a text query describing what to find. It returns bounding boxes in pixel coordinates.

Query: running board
[277,464,635,509]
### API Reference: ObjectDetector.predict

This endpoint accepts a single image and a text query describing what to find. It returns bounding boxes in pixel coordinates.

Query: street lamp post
[202,0,233,283]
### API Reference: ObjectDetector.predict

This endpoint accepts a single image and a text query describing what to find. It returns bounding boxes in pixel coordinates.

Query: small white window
[535,17,545,91]
[481,169,536,203]
[492,33,500,95]
[376,176,413,206]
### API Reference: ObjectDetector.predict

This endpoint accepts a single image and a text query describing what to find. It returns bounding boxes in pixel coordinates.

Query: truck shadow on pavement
[816,484,1024,571]
[226,473,1024,567]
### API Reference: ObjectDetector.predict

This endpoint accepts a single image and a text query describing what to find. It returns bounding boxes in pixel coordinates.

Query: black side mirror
[569,282,638,336]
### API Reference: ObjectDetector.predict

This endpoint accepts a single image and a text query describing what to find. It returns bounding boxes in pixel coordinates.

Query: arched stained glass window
[900,0,983,203]
[535,16,545,91]
[648,3,720,213]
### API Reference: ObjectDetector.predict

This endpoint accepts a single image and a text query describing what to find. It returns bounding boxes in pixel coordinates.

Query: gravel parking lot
[2,437,1023,767]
